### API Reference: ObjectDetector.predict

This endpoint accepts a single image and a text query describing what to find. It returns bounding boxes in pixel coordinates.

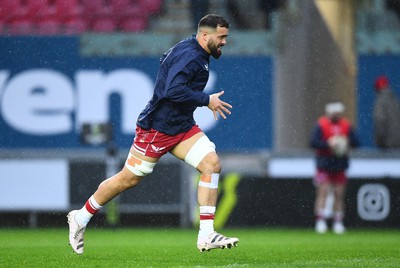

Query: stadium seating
[0,1,20,22]
[4,0,29,23]
[138,0,163,14]
[0,20,6,34]
[8,20,34,35]
[64,18,88,35]
[82,0,114,22]
[110,0,146,29]
[91,18,118,33]
[0,0,159,35]
[120,17,148,32]
[36,19,62,35]
[56,0,84,23]
[31,0,58,22]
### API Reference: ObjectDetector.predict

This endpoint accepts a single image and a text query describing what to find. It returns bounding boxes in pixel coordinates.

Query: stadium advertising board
[226,176,400,228]
[0,159,69,211]
[217,157,400,228]
[0,37,272,151]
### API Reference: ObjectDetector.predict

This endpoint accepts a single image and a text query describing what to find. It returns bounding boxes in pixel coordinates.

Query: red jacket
[318,116,351,156]
[310,116,359,172]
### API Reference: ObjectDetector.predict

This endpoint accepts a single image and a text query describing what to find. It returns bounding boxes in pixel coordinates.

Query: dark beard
[208,41,221,59]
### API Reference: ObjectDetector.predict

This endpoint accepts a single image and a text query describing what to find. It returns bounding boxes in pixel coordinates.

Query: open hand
[207,91,232,120]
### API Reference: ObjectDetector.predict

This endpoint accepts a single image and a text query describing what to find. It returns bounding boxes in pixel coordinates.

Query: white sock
[198,206,216,239]
[75,195,103,227]
[334,211,344,223]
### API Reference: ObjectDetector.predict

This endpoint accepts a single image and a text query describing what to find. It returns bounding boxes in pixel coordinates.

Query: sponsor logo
[357,183,390,221]
[150,144,166,153]
[0,69,153,135]
[0,69,218,139]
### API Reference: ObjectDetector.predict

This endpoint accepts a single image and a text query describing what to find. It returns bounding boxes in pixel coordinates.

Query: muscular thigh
[170,132,205,160]
[129,148,159,163]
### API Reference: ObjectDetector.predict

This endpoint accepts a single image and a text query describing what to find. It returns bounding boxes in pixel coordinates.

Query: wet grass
[0,228,399,267]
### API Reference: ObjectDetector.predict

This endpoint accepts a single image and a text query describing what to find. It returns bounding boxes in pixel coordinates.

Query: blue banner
[0,37,273,151]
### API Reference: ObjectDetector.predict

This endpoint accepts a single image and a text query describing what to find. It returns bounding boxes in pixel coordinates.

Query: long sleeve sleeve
[310,125,329,149]
[164,59,209,107]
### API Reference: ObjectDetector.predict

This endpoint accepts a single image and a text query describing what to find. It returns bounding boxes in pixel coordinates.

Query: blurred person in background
[226,0,250,29]
[373,75,400,149]
[310,101,359,234]
[67,14,238,254]
[258,0,282,30]
[387,0,400,21]
[227,0,283,30]
[190,0,210,31]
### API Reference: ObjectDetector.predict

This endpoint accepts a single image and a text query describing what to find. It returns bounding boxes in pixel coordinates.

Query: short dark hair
[198,14,229,29]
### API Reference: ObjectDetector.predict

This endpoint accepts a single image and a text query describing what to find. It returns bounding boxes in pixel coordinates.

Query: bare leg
[333,183,346,214]
[196,152,221,206]
[314,182,330,233]
[170,132,221,207]
[94,151,158,205]
[68,150,158,254]
[171,132,238,251]
[74,150,158,225]
[315,182,330,216]
[332,183,346,234]
[92,167,140,205]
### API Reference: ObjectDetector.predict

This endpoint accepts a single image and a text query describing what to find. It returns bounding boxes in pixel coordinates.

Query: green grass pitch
[0,228,399,267]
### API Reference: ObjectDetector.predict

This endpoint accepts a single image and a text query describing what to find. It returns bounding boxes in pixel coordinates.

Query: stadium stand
[64,18,88,34]
[120,17,148,32]
[0,0,162,35]
[356,0,400,54]
[1,0,399,56]
[8,20,34,35]
[36,19,62,35]
[0,0,276,35]
[91,18,117,33]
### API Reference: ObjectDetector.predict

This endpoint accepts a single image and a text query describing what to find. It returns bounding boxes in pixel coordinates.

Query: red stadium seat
[91,18,117,33]
[82,0,113,18]
[6,0,30,22]
[110,0,131,13]
[56,0,84,22]
[112,1,145,29]
[32,0,58,22]
[8,20,34,35]
[111,0,143,15]
[64,18,88,34]
[0,0,19,22]
[138,0,163,14]
[82,0,114,29]
[0,20,6,34]
[36,19,61,35]
[120,17,148,32]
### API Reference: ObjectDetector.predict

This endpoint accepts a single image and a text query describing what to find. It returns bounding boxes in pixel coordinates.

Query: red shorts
[132,125,203,158]
[314,169,347,185]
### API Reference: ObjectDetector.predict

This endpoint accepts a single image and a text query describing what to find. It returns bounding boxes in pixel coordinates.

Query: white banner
[0,160,69,210]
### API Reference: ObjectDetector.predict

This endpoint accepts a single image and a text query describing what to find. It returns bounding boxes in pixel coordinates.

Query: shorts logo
[150,144,166,153]
[357,183,390,221]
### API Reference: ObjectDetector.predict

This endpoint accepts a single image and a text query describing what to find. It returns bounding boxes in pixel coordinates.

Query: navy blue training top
[137,36,210,135]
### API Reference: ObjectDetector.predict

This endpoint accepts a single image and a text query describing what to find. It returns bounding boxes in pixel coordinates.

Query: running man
[68,14,238,254]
